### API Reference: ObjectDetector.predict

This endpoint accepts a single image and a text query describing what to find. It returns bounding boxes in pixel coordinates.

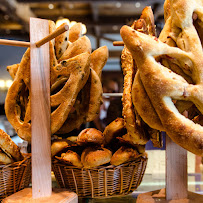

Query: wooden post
[166,135,187,200]
[30,17,52,199]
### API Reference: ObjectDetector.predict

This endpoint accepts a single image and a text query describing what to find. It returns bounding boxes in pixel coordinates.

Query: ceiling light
[116,2,121,8]
[135,2,141,8]
[69,4,74,9]
[113,25,118,31]
[48,4,54,9]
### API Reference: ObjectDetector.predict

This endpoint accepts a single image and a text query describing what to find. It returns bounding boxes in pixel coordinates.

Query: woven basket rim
[0,153,31,170]
[52,154,147,171]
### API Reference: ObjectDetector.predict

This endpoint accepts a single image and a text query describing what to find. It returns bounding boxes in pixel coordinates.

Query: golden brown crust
[121,7,156,145]
[0,129,23,161]
[103,117,125,145]
[5,21,106,142]
[85,68,103,122]
[56,150,82,168]
[90,46,109,79]
[51,141,70,157]
[7,64,19,80]
[69,22,82,43]
[120,0,203,156]
[58,36,91,62]
[110,146,139,166]
[50,53,90,133]
[81,147,112,168]
[132,72,164,131]
[140,6,155,35]
[77,128,104,145]
[56,68,102,134]
[55,23,69,59]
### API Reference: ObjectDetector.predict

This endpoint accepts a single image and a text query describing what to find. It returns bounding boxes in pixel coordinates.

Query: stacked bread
[5,22,108,143]
[0,129,23,165]
[52,119,145,168]
[120,6,163,151]
[120,0,203,156]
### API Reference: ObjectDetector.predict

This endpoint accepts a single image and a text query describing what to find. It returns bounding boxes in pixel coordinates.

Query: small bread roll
[77,128,104,145]
[51,141,70,157]
[110,146,139,166]
[81,147,112,168]
[56,150,82,168]
[103,118,125,145]
[0,129,23,161]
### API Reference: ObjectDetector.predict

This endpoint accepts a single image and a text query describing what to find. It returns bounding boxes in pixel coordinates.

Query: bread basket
[52,155,147,198]
[0,154,31,200]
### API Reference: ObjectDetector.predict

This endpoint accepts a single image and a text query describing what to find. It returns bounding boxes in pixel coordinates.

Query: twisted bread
[120,0,203,155]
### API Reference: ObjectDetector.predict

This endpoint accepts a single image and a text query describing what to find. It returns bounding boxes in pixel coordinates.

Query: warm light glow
[5,80,13,88]
[116,2,121,8]
[81,24,87,34]
[48,4,54,9]
[135,2,141,8]
[69,21,77,27]
[0,79,13,89]
[56,18,70,28]
[0,80,5,88]
[56,18,87,34]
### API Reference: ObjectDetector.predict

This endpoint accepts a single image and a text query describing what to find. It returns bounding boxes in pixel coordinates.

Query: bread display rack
[0,17,77,203]
[0,5,202,201]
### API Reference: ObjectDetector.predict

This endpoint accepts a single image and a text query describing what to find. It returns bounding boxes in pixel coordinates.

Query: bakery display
[120,0,203,156]
[5,22,108,143]
[52,125,145,168]
[52,126,147,197]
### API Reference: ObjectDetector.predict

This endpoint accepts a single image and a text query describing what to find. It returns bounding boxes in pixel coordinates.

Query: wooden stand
[2,188,78,203]
[3,17,77,202]
[137,136,203,202]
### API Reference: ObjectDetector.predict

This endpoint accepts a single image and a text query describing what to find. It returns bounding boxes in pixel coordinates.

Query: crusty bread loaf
[56,150,82,168]
[103,117,125,145]
[77,128,104,145]
[110,146,139,166]
[81,147,112,168]
[51,141,70,157]
[0,129,23,161]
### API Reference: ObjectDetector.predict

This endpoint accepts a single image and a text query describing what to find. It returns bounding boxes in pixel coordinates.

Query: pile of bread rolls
[52,118,145,168]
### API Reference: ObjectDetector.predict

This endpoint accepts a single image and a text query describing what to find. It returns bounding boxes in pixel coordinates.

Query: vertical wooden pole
[166,135,188,200]
[30,17,52,199]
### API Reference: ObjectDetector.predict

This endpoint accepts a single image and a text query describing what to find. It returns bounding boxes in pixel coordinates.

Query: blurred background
[0,0,202,197]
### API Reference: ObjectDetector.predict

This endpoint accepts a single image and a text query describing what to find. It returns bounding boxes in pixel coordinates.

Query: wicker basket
[52,156,147,198]
[0,154,31,200]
